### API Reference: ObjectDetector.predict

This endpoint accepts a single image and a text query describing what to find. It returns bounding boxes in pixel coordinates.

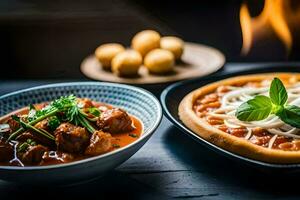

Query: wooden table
[1,63,300,200]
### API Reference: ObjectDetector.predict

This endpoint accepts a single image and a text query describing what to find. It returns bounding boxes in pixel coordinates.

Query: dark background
[0,0,299,79]
[1,2,300,199]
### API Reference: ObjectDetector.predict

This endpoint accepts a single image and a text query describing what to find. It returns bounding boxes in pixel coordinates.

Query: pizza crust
[179,73,300,163]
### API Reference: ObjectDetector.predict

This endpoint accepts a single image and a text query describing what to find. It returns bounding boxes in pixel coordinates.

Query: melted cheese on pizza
[193,79,300,151]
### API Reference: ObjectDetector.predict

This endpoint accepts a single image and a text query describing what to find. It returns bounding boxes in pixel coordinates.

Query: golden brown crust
[179,73,300,163]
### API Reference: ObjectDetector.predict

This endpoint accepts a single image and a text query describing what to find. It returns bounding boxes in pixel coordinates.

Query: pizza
[179,73,300,163]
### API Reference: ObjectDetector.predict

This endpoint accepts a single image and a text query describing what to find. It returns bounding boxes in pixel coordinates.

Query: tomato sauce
[193,83,297,151]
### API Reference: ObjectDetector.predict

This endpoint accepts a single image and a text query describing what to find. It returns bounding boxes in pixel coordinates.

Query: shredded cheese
[244,128,252,140]
[268,135,278,149]
[209,83,300,141]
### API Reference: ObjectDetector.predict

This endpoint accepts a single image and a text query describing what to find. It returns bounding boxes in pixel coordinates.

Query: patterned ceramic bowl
[0,82,162,184]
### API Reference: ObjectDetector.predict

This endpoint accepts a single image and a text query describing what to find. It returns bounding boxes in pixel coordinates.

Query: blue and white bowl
[0,82,162,184]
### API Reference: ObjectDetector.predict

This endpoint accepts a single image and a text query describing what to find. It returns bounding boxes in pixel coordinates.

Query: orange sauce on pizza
[193,81,300,151]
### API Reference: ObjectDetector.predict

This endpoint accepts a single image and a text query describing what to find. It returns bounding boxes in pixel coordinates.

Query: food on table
[179,73,300,163]
[0,95,143,166]
[95,43,125,70]
[160,36,184,60]
[131,30,161,57]
[144,49,175,74]
[92,30,186,79]
[112,50,142,77]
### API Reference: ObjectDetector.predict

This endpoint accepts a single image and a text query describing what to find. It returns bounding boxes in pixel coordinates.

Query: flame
[240,3,253,55]
[240,0,293,55]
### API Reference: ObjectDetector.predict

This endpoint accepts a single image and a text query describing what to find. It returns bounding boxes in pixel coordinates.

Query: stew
[0,95,143,166]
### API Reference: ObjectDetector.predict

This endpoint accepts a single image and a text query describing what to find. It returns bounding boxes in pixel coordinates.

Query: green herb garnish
[236,78,300,128]
[88,107,101,117]
[18,143,29,153]
[47,116,61,131]
[276,105,300,128]
[11,115,55,141]
[236,95,273,121]
[269,77,288,106]
[8,95,96,141]
[17,139,37,152]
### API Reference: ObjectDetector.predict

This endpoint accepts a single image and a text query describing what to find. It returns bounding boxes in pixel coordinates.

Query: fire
[240,3,253,55]
[240,0,296,55]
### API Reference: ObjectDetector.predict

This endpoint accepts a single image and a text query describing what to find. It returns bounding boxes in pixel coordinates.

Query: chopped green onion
[18,143,29,152]
[48,116,61,131]
[8,95,99,141]
[77,114,95,134]
[11,115,55,141]
[88,107,101,117]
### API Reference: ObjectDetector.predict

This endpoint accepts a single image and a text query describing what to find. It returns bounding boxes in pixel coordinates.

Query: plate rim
[160,66,300,169]
[0,81,162,171]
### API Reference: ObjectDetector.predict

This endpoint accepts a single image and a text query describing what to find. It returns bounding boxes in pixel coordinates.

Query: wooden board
[80,42,225,84]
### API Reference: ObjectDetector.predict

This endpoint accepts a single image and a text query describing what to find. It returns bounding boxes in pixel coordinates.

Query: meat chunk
[97,108,133,133]
[0,139,14,162]
[85,131,113,156]
[16,119,54,147]
[16,131,54,147]
[7,117,20,132]
[21,145,48,165]
[54,123,90,153]
[77,98,94,108]
[6,115,29,133]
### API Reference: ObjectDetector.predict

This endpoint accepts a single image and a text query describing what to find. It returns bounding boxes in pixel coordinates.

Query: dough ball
[160,36,184,60]
[112,50,142,77]
[131,30,161,57]
[144,49,175,74]
[95,43,125,70]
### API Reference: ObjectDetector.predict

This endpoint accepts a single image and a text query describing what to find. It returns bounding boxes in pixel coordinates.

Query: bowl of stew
[0,82,162,184]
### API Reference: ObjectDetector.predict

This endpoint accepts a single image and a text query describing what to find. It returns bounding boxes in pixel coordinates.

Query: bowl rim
[0,81,162,170]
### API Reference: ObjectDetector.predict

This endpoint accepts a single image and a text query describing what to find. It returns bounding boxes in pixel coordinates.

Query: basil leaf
[269,78,288,106]
[235,95,273,121]
[277,105,300,128]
